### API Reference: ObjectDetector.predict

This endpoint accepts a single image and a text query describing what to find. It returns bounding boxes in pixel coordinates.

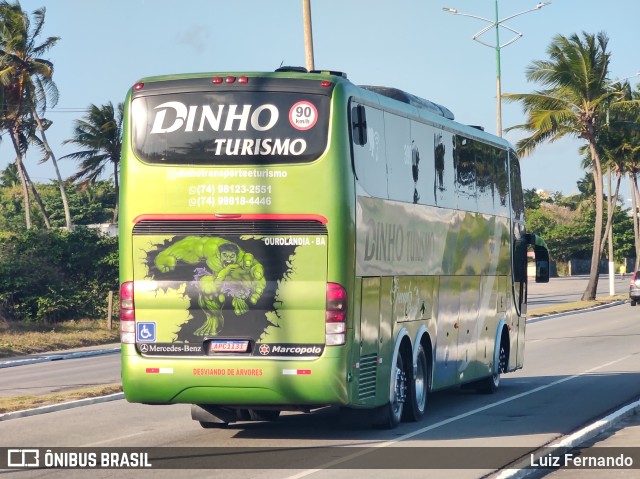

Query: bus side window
[352,104,368,146]
[509,153,525,221]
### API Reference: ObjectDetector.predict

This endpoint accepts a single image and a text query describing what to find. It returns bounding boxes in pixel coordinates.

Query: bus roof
[130,67,512,151]
[359,85,455,120]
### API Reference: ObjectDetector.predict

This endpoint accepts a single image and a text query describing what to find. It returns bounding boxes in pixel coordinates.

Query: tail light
[326,282,347,346]
[120,281,135,344]
[212,76,249,84]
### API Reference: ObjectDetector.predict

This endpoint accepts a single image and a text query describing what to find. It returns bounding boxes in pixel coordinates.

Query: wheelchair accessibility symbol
[136,322,156,342]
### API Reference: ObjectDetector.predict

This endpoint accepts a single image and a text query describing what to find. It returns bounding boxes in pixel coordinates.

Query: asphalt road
[527,274,630,311]
[0,274,630,399]
[0,352,121,398]
[1,299,639,479]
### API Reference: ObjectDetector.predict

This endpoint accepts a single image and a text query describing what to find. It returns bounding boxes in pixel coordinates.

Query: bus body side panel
[349,274,438,408]
[509,151,527,371]
[376,277,395,406]
[351,90,516,388]
[433,276,461,389]
[476,274,508,378]
[353,277,382,406]
[457,276,480,382]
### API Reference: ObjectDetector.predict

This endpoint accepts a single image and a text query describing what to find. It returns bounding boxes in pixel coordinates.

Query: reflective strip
[146,368,174,374]
[282,369,311,375]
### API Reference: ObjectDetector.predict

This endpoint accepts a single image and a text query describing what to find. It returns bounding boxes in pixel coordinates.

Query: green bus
[119,68,549,428]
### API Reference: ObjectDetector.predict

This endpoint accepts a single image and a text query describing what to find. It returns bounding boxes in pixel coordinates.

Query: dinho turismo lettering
[363,220,434,262]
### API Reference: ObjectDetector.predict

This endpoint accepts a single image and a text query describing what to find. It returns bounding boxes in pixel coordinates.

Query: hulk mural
[155,237,265,336]
[144,235,296,343]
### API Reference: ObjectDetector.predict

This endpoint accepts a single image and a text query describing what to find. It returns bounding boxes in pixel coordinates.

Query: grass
[0,384,123,414]
[0,296,627,415]
[0,318,119,358]
[0,318,121,414]
[528,295,626,318]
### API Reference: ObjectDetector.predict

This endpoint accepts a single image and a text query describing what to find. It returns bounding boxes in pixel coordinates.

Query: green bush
[0,228,118,323]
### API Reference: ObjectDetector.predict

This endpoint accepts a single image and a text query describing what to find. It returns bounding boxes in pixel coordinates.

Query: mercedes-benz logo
[139,343,149,353]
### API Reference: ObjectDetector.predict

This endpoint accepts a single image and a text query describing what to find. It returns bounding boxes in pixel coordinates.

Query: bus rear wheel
[403,343,430,422]
[477,343,506,394]
[375,349,407,429]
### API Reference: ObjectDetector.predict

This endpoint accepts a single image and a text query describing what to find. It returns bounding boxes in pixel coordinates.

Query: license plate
[208,340,249,353]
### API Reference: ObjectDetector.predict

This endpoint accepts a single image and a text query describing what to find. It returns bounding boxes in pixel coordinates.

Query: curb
[493,398,640,479]
[527,300,625,324]
[0,347,120,369]
[0,392,125,422]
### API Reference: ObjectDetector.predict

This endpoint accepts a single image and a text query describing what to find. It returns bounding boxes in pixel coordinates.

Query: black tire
[375,349,407,429]
[403,343,430,422]
[477,342,506,394]
[631,300,636,307]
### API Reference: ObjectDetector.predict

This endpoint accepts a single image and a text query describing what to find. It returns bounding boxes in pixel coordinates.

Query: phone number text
[190,184,273,195]
[189,196,272,207]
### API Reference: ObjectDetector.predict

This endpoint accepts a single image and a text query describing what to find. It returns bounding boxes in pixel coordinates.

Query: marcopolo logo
[255,344,324,357]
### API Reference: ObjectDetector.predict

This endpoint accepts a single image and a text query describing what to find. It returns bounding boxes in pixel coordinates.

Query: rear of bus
[119,71,355,416]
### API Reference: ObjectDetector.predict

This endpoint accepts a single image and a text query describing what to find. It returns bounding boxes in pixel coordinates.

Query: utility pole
[494,0,502,138]
[608,169,615,295]
[302,0,315,71]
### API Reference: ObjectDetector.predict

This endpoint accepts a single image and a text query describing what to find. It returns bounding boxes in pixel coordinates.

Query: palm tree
[62,102,123,223]
[0,162,18,186]
[0,1,70,229]
[595,82,640,269]
[0,1,32,228]
[605,83,640,271]
[30,111,72,228]
[503,31,627,301]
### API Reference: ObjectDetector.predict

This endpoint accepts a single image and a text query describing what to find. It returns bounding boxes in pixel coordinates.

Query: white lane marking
[283,354,634,479]
[85,431,148,446]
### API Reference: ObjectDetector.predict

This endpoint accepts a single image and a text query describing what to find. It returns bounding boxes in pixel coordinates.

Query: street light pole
[442,2,550,137]
[608,168,615,295]
[494,0,502,139]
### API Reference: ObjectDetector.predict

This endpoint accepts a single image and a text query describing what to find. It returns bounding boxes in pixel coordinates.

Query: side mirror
[513,233,550,283]
[513,238,527,283]
[534,246,550,283]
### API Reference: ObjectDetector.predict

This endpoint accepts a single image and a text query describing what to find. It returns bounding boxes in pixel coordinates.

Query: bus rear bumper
[121,346,349,407]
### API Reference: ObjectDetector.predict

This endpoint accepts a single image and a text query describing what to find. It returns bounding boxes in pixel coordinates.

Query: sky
[1,0,639,198]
